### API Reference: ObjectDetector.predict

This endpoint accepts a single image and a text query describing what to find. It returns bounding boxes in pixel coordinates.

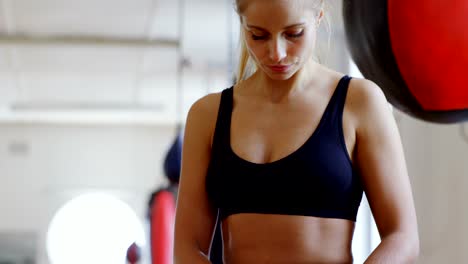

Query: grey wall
[0,124,177,263]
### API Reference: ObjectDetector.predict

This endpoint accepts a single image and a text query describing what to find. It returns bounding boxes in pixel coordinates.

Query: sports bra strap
[211,87,233,154]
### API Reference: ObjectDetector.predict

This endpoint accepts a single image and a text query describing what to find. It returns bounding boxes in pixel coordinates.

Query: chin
[260,67,295,81]
[266,70,298,81]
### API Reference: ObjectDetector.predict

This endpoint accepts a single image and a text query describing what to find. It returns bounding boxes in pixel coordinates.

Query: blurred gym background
[0,0,467,263]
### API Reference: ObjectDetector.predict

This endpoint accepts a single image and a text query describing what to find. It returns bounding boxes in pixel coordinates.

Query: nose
[269,38,287,63]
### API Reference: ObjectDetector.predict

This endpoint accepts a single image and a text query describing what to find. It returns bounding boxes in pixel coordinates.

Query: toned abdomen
[221,213,355,264]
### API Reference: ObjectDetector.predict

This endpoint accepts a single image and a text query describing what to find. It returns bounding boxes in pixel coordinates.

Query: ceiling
[0,0,344,124]
[0,0,233,124]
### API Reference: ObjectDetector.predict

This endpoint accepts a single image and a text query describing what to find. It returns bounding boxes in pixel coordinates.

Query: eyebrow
[246,23,306,31]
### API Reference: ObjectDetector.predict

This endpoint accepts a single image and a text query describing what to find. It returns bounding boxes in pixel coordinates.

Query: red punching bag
[388,0,468,111]
[150,190,176,264]
[148,131,181,263]
[343,0,468,123]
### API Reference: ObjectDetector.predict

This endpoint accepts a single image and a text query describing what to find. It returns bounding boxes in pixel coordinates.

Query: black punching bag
[164,133,183,185]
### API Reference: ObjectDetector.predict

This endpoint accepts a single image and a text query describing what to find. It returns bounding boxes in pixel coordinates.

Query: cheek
[245,40,267,60]
[289,43,305,57]
[287,42,309,62]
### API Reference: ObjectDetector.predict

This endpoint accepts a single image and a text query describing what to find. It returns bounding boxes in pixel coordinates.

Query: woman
[174,0,419,263]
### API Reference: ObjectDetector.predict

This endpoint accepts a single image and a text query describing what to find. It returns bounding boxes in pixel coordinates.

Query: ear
[319,9,324,20]
[316,10,324,26]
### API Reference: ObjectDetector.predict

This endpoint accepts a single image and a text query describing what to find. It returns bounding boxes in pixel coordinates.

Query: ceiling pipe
[10,102,164,112]
[0,34,180,48]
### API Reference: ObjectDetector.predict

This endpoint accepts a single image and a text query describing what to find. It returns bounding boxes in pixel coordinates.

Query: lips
[268,64,292,73]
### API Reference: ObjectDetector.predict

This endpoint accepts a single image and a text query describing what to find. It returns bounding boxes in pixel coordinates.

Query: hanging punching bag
[343,0,468,123]
[149,190,176,264]
[163,133,183,184]
[148,132,183,264]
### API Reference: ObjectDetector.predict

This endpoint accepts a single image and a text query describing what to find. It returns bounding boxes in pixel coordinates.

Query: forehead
[241,0,316,29]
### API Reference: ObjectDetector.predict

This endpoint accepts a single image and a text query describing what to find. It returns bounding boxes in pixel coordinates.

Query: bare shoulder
[187,92,221,135]
[347,77,393,130]
[347,77,389,113]
[188,92,222,121]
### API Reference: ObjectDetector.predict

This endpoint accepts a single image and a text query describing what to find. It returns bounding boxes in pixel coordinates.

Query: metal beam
[10,102,165,112]
[0,34,180,48]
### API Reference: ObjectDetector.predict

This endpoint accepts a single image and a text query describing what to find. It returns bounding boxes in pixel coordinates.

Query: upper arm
[351,79,418,239]
[174,93,221,258]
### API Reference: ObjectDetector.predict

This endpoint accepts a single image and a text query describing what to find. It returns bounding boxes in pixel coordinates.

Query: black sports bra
[205,76,363,221]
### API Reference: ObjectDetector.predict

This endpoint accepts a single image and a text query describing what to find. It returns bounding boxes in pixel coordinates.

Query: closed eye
[250,30,304,41]
[251,34,268,40]
[286,30,304,38]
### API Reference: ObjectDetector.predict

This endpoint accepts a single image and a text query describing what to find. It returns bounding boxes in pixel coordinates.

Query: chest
[232,97,322,159]
[230,100,355,164]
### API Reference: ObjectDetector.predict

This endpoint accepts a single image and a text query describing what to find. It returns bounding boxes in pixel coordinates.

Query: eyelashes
[251,34,268,40]
[251,30,304,41]
[287,31,305,38]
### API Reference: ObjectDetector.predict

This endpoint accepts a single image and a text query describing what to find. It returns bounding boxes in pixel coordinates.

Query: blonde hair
[233,0,328,84]
[236,32,255,83]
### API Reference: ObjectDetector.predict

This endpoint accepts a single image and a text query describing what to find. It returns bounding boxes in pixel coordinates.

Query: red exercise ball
[388,0,468,111]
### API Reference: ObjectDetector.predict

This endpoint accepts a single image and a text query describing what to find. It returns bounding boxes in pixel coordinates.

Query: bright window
[47,192,145,264]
